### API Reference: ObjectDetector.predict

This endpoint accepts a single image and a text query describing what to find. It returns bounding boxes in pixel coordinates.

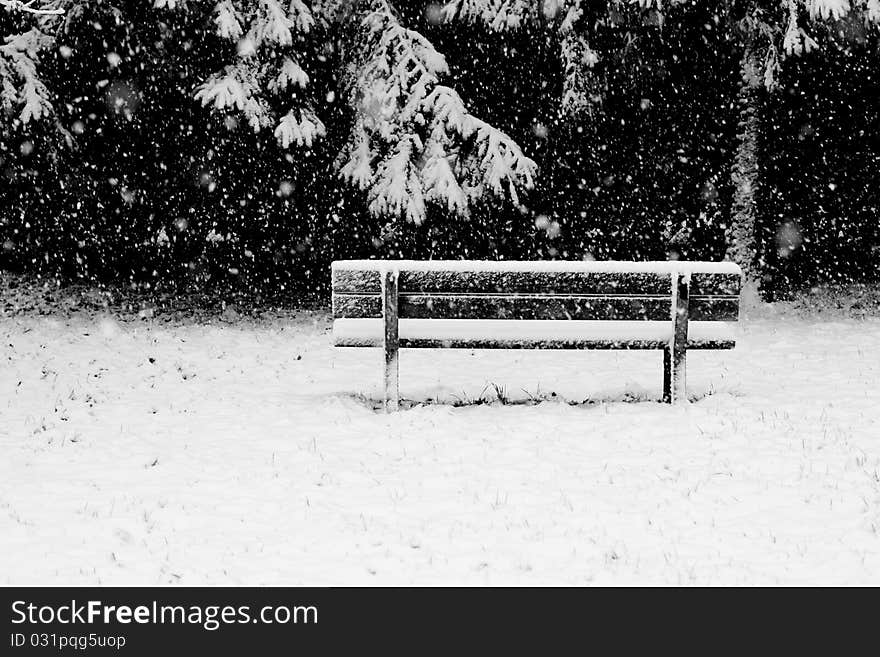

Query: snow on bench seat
[331,260,742,275]
[333,318,737,350]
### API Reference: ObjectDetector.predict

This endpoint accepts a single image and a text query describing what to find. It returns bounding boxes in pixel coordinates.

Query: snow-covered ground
[2,307,879,585]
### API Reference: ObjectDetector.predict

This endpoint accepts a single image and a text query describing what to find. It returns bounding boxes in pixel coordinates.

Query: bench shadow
[344,385,725,412]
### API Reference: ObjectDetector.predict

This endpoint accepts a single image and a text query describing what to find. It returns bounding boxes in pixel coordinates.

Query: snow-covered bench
[332,260,742,410]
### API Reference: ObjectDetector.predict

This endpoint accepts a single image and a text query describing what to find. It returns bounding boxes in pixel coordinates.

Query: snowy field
[2,303,879,585]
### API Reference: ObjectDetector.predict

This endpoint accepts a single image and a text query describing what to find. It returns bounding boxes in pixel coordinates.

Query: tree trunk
[726,42,763,284]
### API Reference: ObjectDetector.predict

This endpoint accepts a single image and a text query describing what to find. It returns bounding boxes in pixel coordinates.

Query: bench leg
[384,345,399,412]
[663,347,672,403]
[382,269,400,412]
[664,272,690,404]
[663,346,687,404]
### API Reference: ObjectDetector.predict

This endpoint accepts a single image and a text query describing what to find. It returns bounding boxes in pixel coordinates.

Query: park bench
[332,260,742,411]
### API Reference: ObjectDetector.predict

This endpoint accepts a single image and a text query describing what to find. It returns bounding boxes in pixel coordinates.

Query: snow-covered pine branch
[0,0,63,14]
[194,0,325,149]
[778,0,880,62]
[2,0,536,224]
[338,0,536,223]
[0,2,81,128]
[444,0,601,119]
[441,0,536,30]
[0,28,54,124]
[864,0,880,22]
[557,2,600,119]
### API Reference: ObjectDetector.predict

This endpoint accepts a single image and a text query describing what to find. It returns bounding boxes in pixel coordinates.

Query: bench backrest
[332,260,741,323]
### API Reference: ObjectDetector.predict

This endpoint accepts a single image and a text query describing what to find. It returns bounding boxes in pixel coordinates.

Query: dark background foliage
[1,2,878,303]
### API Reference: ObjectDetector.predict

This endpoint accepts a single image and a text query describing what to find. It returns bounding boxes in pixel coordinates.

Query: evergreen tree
[444,0,879,283]
[4,0,878,293]
[1,0,537,226]
[711,0,879,285]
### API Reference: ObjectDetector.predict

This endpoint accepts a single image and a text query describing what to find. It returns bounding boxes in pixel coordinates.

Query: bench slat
[333,269,381,294]
[333,269,741,297]
[688,297,739,321]
[333,294,738,322]
[399,271,672,295]
[333,318,737,350]
[691,273,741,296]
[359,337,735,350]
[401,295,670,321]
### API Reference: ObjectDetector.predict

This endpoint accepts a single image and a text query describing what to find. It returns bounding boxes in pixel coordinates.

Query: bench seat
[333,318,737,350]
